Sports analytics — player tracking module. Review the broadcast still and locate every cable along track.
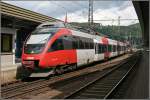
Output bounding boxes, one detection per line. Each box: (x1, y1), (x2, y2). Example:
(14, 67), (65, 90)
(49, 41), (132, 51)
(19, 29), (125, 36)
(65, 53), (140, 99)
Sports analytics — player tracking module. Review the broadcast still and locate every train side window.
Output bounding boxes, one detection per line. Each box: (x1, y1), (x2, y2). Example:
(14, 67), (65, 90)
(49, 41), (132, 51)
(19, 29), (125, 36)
(63, 35), (72, 50)
(91, 42), (93, 49)
(92, 42), (94, 49)
(100, 44), (103, 53)
(82, 38), (86, 49)
(85, 38), (89, 49)
(98, 43), (100, 54)
(119, 46), (121, 51)
(95, 43), (98, 54)
(85, 42), (89, 49)
(103, 45), (106, 52)
(94, 43), (95, 52)
(90, 39), (93, 49)
(97, 44), (99, 53)
(72, 37), (77, 49)
(108, 45), (112, 52)
(101, 45), (103, 53)
(88, 38), (91, 49)
(108, 45), (110, 52)
(77, 37), (80, 49)
(113, 45), (115, 52)
(99, 44), (103, 53)
(104, 45), (107, 52)
(82, 38), (85, 49)
(79, 39), (83, 49)
(117, 45), (119, 51)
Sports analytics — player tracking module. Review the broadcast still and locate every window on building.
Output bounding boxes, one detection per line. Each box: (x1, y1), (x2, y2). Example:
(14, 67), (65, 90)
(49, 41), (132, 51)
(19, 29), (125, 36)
(1, 34), (12, 53)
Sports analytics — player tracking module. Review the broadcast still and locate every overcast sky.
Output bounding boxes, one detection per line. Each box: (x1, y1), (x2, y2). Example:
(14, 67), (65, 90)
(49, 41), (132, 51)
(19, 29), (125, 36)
(3, 0), (139, 26)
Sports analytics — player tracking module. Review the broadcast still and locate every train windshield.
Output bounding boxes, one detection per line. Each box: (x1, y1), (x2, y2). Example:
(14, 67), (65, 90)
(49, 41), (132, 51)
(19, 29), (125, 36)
(24, 28), (58, 54)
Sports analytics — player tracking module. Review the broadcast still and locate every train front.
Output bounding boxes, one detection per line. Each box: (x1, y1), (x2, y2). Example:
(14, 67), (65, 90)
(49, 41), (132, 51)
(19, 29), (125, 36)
(21, 22), (60, 75)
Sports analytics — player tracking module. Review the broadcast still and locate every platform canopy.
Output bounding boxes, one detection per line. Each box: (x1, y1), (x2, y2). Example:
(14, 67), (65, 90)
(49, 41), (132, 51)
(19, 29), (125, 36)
(1, 2), (61, 24)
(133, 1), (149, 47)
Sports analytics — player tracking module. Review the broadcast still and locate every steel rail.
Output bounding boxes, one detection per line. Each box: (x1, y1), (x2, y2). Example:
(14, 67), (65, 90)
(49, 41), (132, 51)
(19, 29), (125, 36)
(1, 54), (134, 99)
(64, 54), (139, 99)
(104, 56), (140, 99)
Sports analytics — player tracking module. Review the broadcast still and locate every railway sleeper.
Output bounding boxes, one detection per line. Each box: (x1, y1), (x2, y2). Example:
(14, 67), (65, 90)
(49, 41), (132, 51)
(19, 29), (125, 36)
(83, 90), (110, 94)
(77, 93), (106, 98)
(90, 87), (112, 91)
(93, 83), (117, 87)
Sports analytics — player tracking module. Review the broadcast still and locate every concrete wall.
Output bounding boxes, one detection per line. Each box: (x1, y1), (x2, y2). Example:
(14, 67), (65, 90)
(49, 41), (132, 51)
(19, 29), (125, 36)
(1, 27), (16, 67)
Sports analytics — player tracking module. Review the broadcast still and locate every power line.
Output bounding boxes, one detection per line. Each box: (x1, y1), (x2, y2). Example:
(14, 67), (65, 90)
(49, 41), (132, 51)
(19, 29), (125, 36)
(94, 19), (138, 21)
(74, 1), (111, 22)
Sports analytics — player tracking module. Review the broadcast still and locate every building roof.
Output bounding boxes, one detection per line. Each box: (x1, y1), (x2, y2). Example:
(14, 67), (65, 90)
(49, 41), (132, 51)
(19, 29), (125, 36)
(1, 2), (62, 23)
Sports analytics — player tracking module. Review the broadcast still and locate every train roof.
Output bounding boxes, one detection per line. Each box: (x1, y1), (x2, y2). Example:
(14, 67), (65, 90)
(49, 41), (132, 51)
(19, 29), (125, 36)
(36, 22), (128, 45)
(36, 21), (66, 29)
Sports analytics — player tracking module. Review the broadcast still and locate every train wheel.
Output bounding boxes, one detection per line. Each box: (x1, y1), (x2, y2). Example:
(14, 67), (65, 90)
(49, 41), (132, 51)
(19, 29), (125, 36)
(72, 64), (77, 70)
(16, 66), (32, 81)
(55, 67), (64, 75)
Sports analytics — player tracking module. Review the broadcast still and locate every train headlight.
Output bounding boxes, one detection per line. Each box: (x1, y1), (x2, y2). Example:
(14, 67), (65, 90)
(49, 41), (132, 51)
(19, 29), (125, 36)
(27, 57), (35, 60)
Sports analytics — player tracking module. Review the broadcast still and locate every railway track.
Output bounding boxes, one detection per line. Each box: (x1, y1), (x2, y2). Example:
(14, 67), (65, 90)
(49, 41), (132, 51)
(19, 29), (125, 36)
(64, 53), (140, 99)
(1, 53), (135, 99)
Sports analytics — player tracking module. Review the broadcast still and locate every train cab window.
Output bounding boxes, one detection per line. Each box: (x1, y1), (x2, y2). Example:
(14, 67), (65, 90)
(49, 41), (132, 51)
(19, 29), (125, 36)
(48, 37), (64, 52)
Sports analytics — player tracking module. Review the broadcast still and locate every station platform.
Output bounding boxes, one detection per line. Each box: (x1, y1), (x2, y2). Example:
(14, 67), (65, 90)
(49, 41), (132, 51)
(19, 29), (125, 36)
(1, 63), (21, 84)
(119, 48), (149, 99)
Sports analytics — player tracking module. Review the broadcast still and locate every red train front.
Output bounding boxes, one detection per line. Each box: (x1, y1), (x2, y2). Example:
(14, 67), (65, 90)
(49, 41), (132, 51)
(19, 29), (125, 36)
(22, 22), (77, 76)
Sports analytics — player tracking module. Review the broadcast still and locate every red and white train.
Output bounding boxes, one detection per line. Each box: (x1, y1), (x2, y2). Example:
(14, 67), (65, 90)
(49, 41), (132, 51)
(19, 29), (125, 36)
(22, 22), (128, 77)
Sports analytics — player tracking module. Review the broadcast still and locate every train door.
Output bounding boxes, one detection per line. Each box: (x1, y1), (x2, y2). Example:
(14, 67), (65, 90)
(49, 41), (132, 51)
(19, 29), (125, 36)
(94, 41), (99, 61)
